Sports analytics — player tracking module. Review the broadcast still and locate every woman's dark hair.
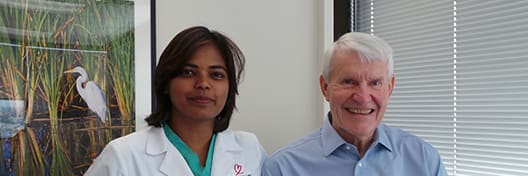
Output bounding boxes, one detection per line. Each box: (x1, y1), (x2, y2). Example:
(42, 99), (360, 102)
(145, 26), (245, 132)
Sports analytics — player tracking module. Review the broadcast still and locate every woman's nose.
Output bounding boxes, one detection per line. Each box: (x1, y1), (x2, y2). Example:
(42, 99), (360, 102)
(195, 74), (211, 89)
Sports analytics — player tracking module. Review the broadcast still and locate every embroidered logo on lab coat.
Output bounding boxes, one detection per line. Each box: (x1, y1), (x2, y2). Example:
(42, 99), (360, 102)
(234, 163), (251, 176)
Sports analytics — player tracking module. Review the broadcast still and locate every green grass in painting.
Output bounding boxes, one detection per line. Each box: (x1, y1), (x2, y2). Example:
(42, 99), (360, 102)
(0, 0), (136, 175)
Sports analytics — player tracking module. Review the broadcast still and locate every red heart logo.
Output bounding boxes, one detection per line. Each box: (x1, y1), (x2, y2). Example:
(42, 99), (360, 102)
(234, 164), (242, 175)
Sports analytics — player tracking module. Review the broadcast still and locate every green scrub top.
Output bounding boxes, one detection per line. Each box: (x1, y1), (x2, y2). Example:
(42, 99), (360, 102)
(163, 123), (216, 176)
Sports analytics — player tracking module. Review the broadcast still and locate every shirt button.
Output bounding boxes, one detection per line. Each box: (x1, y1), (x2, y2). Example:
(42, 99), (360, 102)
(345, 146), (351, 150)
(358, 162), (363, 167)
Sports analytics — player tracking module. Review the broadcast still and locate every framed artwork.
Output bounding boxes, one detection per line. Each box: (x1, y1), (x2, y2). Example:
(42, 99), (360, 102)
(0, 0), (154, 175)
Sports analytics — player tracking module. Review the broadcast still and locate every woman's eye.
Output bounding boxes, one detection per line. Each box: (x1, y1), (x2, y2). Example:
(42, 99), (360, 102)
(179, 69), (194, 77)
(211, 72), (226, 79)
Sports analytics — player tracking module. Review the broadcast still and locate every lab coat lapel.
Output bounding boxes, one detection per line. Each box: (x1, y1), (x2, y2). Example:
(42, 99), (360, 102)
(146, 127), (194, 176)
(211, 130), (243, 176)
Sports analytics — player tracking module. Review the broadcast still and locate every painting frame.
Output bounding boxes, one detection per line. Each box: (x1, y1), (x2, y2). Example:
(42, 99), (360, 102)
(134, 0), (155, 130)
(0, 0), (155, 175)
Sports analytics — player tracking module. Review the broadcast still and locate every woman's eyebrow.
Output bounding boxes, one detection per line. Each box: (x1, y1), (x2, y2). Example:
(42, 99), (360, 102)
(184, 63), (226, 71)
(209, 65), (227, 71)
(183, 63), (198, 68)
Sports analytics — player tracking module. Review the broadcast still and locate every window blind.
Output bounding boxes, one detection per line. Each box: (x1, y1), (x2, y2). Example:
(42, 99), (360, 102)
(355, 0), (528, 175)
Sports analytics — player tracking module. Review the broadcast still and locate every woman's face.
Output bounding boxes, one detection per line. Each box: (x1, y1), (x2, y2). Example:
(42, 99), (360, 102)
(169, 43), (229, 123)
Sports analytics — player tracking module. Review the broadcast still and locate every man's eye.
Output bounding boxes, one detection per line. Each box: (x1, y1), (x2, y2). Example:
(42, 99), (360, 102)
(342, 79), (354, 85)
(371, 80), (383, 87)
(211, 72), (226, 79)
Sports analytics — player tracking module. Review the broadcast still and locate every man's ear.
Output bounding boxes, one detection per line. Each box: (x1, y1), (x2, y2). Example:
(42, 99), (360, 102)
(320, 75), (329, 101)
(388, 74), (395, 96)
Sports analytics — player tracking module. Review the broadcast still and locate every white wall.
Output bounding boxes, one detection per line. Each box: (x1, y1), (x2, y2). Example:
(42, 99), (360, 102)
(155, 0), (327, 153)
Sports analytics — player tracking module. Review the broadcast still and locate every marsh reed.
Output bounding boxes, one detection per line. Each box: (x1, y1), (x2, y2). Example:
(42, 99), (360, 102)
(0, 1), (136, 175)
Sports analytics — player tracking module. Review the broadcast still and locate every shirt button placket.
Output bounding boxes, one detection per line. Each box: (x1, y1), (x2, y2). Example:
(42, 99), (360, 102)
(354, 161), (363, 175)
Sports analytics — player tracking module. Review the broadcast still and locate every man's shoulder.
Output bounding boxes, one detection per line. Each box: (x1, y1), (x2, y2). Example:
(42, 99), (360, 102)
(381, 124), (437, 151)
(262, 128), (335, 176)
(267, 128), (323, 161)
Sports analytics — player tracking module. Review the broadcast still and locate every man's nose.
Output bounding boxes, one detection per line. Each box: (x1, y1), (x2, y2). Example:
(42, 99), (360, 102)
(351, 85), (372, 103)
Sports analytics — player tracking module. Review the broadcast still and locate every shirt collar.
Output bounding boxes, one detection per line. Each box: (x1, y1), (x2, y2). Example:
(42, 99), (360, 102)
(322, 113), (347, 156)
(374, 124), (393, 152)
(321, 112), (393, 156)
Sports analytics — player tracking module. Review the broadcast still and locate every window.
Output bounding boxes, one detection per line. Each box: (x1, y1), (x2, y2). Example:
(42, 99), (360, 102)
(354, 0), (528, 175)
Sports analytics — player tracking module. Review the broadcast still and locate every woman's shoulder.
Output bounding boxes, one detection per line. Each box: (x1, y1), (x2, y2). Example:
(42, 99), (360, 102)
(219, 129), (260, 144)
(217, 129), (267, 154)
(107, 126), (160, 147)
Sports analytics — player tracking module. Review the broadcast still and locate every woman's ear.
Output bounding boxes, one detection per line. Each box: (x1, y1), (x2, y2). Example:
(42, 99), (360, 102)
(162, 87), (169, 95)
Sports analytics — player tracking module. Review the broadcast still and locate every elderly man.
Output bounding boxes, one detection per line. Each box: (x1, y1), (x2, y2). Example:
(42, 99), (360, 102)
(262, 32), (447, 176)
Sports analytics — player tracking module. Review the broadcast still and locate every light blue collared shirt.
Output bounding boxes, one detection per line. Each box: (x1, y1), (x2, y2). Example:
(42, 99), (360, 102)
(262, 113), (447, 176)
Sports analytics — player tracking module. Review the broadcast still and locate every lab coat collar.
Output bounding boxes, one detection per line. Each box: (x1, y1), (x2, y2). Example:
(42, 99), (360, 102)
(146, 127), (194, 176)
(211, 129), (244, 176)
(145, 127), (244, 176)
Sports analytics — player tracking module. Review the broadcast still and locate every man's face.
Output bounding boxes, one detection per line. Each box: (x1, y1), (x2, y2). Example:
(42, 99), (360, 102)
(320, 51), (394, 142)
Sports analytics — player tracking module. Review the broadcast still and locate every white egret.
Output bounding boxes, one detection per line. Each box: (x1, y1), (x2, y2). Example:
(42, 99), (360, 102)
(64, 66), (107, 122)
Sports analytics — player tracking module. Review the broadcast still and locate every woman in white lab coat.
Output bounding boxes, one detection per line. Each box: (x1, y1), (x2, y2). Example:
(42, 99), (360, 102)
(85, 26), (267, 176)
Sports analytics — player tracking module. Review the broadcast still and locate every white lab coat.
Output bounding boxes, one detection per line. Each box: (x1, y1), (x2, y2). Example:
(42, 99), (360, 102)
(84, 126), (267, 176)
